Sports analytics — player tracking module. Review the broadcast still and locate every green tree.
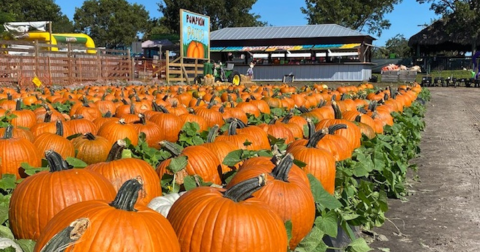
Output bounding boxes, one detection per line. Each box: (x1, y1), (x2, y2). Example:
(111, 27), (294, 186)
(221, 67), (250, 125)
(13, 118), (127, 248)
(301, 0), (402, 37)
(73, 0), (149, 48)
(385, 34), (412, 58)
(0, 0), (73, 33)
(157, 0), (267, 33)
(417, 0), (480, 53)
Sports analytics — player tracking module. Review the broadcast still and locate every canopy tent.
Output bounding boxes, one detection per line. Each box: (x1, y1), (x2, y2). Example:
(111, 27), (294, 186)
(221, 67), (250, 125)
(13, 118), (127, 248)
(4, 21), (50, 34)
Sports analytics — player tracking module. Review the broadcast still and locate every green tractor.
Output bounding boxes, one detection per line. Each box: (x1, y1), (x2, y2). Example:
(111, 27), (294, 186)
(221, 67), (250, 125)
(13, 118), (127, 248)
(195, 62), (242, 85)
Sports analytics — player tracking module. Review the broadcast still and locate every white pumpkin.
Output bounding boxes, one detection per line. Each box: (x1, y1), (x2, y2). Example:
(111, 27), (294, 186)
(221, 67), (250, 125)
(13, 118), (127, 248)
(0, 238), (23, 252)
(147, 192), (186, 217)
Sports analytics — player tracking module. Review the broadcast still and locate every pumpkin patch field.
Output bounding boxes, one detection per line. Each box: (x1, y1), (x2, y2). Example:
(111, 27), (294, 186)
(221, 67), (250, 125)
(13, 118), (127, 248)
(0, 82), (428, 252)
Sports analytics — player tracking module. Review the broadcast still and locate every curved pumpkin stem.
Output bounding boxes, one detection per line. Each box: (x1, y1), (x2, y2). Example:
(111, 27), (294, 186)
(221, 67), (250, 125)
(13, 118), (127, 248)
(55, 120), (64, 137)
(2, 125), (13, 139)
(227, 120), (239, 136)
(129, 103), (135, 114)
(327, 124), (348, 135)
(109, 178), (143, 211)
(160, 141), (183, 156)
(271, 154), (294, 182)
(223, 174), (266, 202)
(46, 150), (71, 172)
(39, 218), (90, 252)
(106, 139), (127, 162)
(157, 105), (169, 113)
(306, 130), (326, 148)
(207, 125), (219, 143)
(331, 101), (343, 119)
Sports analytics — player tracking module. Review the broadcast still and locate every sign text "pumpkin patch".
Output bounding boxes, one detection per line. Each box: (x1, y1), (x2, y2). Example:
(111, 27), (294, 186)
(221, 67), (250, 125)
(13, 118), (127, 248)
(186, 15), (205, 26)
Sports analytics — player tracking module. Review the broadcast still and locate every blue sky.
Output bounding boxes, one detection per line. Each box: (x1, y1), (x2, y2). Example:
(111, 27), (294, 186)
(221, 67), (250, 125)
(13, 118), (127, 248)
(58, 0), (439, 47)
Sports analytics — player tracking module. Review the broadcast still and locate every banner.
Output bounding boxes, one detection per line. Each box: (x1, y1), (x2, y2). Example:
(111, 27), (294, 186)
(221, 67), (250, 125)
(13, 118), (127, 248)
(180, 9), (210, 60)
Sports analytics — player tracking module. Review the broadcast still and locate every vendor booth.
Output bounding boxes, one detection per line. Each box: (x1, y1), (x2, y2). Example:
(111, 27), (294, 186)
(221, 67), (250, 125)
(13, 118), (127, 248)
(210, 24), (375, 82)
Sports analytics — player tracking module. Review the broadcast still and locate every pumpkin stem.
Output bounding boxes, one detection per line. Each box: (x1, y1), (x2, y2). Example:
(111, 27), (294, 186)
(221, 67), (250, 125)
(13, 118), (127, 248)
(46, 150), (71, 172)
(121, 99), (129, 105)
(207, 125), (219, 143)
(332, 101), (343, 119)
(39, 218), (90, 252)
(84, 132), (96, 140)
(306, 130), (326, 148)
(151, 101), (160, 112)
(106, 139), (127, 161)
(7, 93), (12, 100)
(2, 124), (13, 139)
(306, 118), (315, 139)
(327, 124), (348, 135)
(271, 154), (294, 182)
(160, 141), (183, 156)
(227, 120), (238, 135)
(137, 113), (147, 125)
(317, 99), (326, 108)
(104, 111), (113, 118)
(195, 98), (202, 107)
(368, 101), (377, 112)
(44, 110), (53, 123)
(15, 98), (22, 111)
(268, 116), (278, 125)
(209, 94), (217, 103)
(55, 120), (65, 137)
(223, 174), (266, 202)
(158, 105), (169, 113)
(109, 178), (143, 211)
(218, 106), (225, 113)
(281, 113), (293, 123)
(129, 103), (135, 114)
(355, 115), (362, 123)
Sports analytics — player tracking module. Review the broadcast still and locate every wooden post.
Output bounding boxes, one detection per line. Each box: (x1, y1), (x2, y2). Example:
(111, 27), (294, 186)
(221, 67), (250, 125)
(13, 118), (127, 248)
(97, 49), (101, 80)
(180, 56), (184, 84)
(68, 43), (73, 84)
(166, 50), (170, 84)
(195, 59), (198, 78)
(47, 56), (52, 86)
(127, 48), (133, 80)
(34, 41), (39, 78)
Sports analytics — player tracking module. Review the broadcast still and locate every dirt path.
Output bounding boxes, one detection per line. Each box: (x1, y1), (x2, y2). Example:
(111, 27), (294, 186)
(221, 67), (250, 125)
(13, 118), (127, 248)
(369, 87), (480, 252)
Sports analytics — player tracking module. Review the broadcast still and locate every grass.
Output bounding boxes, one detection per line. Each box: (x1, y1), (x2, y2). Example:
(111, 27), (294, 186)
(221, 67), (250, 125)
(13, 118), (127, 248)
(372, 69), (475, 84)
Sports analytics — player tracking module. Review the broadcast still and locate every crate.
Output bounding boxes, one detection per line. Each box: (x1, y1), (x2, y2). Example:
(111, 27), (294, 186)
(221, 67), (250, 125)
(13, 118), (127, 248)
(380, 71), (399, 82)
(398, 70), (417, 83)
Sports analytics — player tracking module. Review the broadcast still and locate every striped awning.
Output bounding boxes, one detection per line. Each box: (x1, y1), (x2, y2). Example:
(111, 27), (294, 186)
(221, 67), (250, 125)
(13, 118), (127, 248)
(211, 43), (361, 52)
(210, 47), (225, 52)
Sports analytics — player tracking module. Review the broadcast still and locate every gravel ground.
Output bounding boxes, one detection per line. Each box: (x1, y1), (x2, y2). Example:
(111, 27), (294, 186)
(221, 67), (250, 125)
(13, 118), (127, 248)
(369, 87), (480, 252)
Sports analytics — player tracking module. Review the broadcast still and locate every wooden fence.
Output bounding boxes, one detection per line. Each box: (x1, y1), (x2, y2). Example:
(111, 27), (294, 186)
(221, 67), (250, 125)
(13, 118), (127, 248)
(0, 40), (133, 87)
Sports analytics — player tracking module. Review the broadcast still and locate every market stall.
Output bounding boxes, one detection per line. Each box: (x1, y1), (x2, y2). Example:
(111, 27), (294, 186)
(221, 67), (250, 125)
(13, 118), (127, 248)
(210, 24), (375, 82)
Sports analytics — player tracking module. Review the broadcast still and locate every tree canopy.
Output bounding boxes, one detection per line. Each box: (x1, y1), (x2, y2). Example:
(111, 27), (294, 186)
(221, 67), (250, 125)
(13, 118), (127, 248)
(0, 0), (73, 33)
(73, 0), (149, 48)
(157, 0), (267, 34)
(301, 0), (402, 37)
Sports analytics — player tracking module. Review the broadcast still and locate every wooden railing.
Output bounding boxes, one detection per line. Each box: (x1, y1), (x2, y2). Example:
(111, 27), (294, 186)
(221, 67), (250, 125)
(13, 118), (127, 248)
(0, 40), (133, 87)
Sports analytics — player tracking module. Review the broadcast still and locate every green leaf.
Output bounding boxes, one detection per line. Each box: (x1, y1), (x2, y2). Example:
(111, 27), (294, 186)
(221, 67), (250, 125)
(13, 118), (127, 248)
(284, 220), (293, 245)
(168, 156), (188, 173)
(346, 238), (371, 252)
(0, 225), (14, 239)
(307, 174), (342, 210)
(0, 174), (17, 191)
(191, 136), (204, 146)
(315, 211), (338, 238)
(121, 149), (133, 159)
(20, 163), (48, 176)
(0, 246), (16, 252)
(0, 205), (8, 224)
(295, 226), (327, 252)
(65, 157), (88, 168)
(293, 159), (307, 168)
(222, 149), (243, 167)
(183, 175), (198, 191)
(16, 239), (36, 252)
